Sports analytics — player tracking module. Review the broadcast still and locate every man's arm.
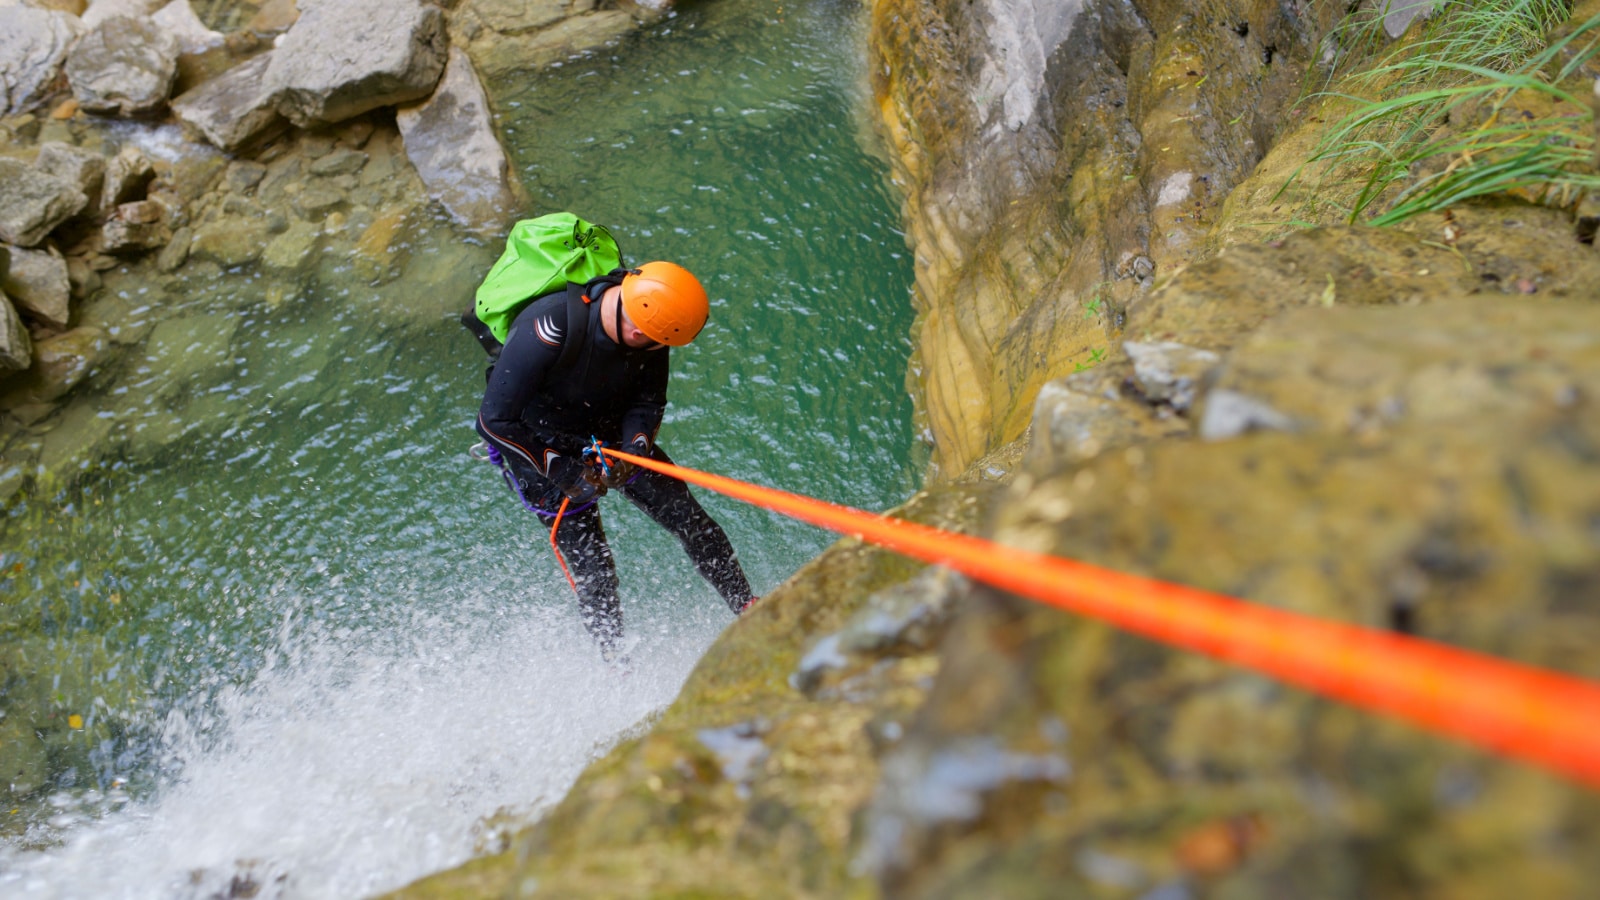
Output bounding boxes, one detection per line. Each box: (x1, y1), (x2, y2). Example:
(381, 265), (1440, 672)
(618, 349), (670, 455)
(475, 299), (581, 485)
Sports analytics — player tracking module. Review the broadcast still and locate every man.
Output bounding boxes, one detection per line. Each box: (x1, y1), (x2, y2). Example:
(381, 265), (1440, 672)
(473, 261), (755, 658)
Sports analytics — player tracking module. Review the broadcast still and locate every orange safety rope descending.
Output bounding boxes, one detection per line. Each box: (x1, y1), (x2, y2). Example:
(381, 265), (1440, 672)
(602, 447), (1600, 790)
(548, 496), (579, 595)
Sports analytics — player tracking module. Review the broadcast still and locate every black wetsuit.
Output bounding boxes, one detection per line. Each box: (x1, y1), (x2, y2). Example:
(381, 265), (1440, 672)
(474, 275), (752, 651)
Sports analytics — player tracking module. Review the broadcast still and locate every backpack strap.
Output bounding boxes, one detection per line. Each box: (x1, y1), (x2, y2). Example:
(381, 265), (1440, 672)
(554, 281), (593, 374)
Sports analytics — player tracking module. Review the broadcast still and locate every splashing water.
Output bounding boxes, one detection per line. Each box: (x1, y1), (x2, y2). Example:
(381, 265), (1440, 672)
(0, 597), (720, 898)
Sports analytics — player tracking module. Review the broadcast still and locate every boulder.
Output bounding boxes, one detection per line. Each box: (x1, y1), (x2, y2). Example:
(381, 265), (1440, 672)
(0, 7), (85, 116)
(455, 9), (638, 80)
(189, 216), (268, 267)
(150, 0), (224, 57)
(0, 244), (72, 328)
(172, 53), (287, 153)
(1121, 340), (1221, 413)
(263, 0), (447, 127)
(101, 146), (156, 210)
(65, 14), (182, 117)
(80, 0), (165, 28)
(101, 200), (169, 253)
(35, 142), (108, 205)
(395, 47), (522, 233)
(0, 157), (88, 247)
(0, 291), (31, 375)
(26, 325), (107, 403)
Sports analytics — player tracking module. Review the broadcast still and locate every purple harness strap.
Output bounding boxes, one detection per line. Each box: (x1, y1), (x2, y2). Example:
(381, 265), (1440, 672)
(484, 442), (635, 517)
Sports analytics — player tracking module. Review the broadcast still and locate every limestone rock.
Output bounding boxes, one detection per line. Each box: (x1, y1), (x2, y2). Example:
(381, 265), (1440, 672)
(1202, 297), (1600, 439)
(1196, 388), (1296, 441)
(189, 217), (268, 267)
(1122, 340), (1220, 412)
(172, 53), (287, 153)
(0, 291), (31, 375)
(307, 147), (367, 177)
(35, 142), (107, 205)
(80, 0), (165, 28)
(455, 9), (637, 80)
(0, 244), (71, 328)
(65, 15), (181, 117)
(101, 200), (169, 253)
(1025, 368), (1185, 468)
(27, 325), (107, 403)
(156, 224), (190, 272)
(0, 158), (88, 247)
(395, 47), (521, 234)
(101, 146), (156, 210)
(0, 7), (85, 116)
(150, 0), (224, 56)
(263, 0), (447, 127)
(261, 219), (320, 272)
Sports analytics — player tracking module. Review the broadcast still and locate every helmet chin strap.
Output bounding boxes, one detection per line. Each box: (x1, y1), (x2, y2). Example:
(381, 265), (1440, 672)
(613, 287), (664, 350)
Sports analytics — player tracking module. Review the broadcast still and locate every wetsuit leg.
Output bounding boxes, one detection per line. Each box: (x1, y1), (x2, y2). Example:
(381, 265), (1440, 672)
(620, 445), (753, 613)
(536, 502), (623, 653)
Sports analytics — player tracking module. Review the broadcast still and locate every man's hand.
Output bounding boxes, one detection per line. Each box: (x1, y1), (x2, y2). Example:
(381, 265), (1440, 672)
(598, 460), (635, 489)
(551, 455), (603, 504)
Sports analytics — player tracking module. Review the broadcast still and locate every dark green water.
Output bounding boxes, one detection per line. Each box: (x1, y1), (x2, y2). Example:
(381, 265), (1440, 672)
(0, 0), (915, 894)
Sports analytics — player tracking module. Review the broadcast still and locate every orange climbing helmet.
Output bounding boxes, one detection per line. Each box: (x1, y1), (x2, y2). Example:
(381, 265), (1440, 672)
(621, 261), (708, 347)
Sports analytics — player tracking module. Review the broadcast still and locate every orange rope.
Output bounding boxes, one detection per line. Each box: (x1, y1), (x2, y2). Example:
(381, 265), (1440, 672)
(604, 447), (1600, 789)
(548, 495), (579, 595)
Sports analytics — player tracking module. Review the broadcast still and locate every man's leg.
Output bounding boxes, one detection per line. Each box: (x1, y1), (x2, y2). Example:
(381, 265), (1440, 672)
(537, 503), (624, 654)
(621, 446), (754, 613)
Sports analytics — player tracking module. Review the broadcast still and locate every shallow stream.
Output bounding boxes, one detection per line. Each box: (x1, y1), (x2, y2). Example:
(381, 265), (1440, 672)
(0, 0), (916, 894)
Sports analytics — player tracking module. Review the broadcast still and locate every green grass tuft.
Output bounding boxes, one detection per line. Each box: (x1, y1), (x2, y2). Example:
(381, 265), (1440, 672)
(1281, 0), (1600, 227)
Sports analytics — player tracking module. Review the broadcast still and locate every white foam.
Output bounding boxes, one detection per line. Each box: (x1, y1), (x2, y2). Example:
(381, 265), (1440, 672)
(0, 593), (718, 899)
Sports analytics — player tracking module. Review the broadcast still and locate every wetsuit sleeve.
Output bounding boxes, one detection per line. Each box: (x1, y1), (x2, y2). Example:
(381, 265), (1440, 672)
(619, 349), (670, 453)
(475, 299), (575, 483)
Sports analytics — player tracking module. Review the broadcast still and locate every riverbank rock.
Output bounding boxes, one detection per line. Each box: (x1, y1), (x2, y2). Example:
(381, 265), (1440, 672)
(395, 47), (521, 234)
(1, 244), (71, 328)
(172, 53), (286, 153)
(0, 7), (85, 117)
(447, 0), (648, 79)
(0, 158), (88, 248)
(64, 14), (181, 117)
(263, 0), (448, 127)
(0, 292), (31, 374)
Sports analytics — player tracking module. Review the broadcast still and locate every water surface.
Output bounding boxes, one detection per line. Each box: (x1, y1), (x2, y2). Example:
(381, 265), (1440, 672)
(0, 0), (913, 895)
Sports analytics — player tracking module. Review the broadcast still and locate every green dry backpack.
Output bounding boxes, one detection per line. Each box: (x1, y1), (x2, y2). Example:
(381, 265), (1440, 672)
(473, 212), (623, 344)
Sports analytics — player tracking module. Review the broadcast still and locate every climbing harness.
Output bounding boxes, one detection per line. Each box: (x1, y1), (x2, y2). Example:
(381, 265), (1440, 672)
(596, 445), (1600, 791)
